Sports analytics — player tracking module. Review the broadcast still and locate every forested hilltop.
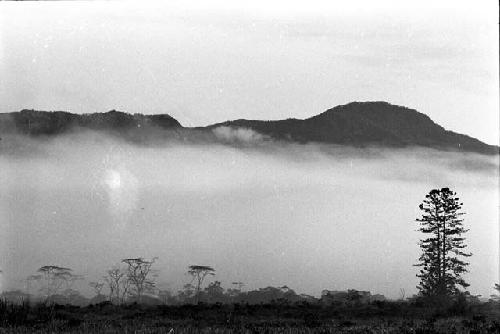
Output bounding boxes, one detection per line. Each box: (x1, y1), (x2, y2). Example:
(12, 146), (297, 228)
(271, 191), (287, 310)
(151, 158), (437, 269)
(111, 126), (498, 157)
(1, 102), (497, 154)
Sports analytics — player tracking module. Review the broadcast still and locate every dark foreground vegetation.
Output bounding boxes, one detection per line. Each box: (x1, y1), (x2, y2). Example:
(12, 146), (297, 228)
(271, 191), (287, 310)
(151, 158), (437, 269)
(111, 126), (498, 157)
(1, 298), (500, 333)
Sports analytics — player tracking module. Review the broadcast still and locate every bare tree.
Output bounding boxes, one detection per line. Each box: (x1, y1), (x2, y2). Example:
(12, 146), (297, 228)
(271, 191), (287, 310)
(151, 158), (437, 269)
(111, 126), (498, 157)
(187, 265), (215, 303)
(103, 267), (129, 304)
(122, 257), (158, 303)
(89, 281), (105, 296)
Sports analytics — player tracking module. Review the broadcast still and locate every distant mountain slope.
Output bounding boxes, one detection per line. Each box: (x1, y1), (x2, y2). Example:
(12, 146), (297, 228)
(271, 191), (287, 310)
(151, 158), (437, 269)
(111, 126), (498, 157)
(0, 102), (497, 155)
(0, 109), (181, 136)
(210, 102), (498, 154)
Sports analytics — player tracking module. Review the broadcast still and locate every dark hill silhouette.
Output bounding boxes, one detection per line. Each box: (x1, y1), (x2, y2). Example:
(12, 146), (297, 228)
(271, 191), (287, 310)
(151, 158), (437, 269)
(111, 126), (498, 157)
(0, 109), (181, 136)
(0, 102), (497, 154)
(210, 102), (498, 154)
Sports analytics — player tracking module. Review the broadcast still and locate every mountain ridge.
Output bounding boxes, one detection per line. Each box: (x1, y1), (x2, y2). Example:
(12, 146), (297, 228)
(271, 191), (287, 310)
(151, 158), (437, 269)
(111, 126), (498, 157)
(208, 102), (497, 154)
(0, 102), (497, 155)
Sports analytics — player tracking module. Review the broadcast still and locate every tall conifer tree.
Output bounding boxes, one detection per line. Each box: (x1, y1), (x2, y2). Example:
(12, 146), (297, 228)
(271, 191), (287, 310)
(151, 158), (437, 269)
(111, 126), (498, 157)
(415, 188), (472, 298)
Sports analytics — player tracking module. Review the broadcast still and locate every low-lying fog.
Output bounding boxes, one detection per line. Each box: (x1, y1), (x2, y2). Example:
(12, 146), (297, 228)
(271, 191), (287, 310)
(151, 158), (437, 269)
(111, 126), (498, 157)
(0, 129), (498, 299)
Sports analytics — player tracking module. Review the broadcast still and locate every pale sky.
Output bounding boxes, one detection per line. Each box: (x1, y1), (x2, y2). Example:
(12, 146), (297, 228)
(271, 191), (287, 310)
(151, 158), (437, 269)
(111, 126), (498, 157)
(0, 0), (498, 144)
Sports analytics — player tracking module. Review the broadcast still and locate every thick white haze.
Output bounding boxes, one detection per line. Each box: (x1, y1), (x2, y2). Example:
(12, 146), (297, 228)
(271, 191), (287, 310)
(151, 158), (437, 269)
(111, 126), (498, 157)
(0, 131), (498, 299)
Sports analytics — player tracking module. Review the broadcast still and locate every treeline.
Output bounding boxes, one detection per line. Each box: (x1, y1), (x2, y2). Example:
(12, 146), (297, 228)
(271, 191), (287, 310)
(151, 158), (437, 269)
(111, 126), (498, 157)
(3, 260), (409, 307)
(3, 260), (320, 307)
(3, 187), (500, 309)
(2, 188), (500, 310)
(0, 109), (181, 136)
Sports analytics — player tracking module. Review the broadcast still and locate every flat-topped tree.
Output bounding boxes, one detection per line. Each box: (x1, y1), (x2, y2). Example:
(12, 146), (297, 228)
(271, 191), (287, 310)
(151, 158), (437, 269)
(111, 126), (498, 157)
(121, 257), (158, 303)
(232, 282), (244, 290)
(227, 282), (245, 299)
(188, 265), (215, 303)
(37, 265), (73, 300)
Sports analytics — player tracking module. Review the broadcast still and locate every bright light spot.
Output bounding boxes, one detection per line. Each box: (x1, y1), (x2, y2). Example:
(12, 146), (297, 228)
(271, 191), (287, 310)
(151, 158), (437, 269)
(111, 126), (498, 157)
(105, 170), (121, 189)
(102, 168), (139, 224)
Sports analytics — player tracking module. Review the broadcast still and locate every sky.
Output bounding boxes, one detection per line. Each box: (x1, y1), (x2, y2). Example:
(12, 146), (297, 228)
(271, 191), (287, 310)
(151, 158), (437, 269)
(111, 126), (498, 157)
(0, 0), (498, 145)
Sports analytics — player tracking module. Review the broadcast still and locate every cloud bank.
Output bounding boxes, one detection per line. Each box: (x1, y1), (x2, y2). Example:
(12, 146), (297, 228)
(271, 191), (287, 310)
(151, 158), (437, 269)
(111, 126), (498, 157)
(212, 126), (269, 144)
(0, 131), (497, 298)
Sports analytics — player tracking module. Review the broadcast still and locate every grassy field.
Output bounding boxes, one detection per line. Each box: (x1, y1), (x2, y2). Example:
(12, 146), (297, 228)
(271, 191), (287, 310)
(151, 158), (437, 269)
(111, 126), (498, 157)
(1, 300), (499, 333)
(1, 319), (500, 334)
